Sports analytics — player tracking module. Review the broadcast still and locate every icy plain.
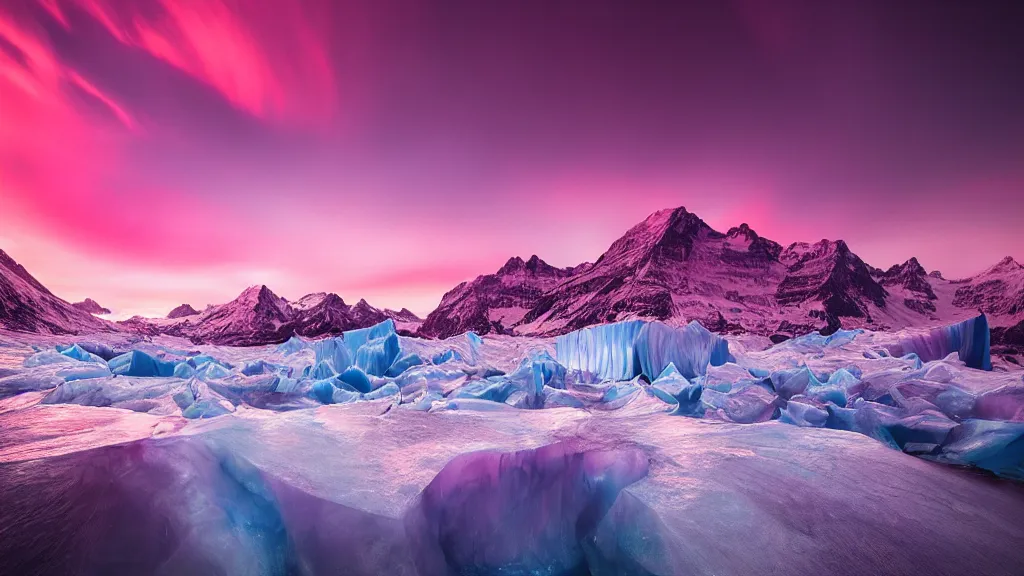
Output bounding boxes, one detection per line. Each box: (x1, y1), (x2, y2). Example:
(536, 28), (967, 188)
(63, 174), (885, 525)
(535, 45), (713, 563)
(1, 317), (1023, 575)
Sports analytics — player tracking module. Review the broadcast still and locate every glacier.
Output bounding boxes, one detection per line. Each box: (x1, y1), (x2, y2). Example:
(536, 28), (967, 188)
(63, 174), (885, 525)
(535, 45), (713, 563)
(1, 313), (1023, 574)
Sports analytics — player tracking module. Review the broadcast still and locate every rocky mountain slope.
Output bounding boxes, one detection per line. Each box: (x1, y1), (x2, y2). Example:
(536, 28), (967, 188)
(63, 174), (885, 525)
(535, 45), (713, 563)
(418, 255), (579, 337)
(167, 304), (199, 319)
(952, 257), (1024, 316)
(71, 298), (111, 315)
(2, 206), (1021, 346)
(118, 286), (411, 345)
(0, 250), (113, 334)
(419, 207), (1024, 340)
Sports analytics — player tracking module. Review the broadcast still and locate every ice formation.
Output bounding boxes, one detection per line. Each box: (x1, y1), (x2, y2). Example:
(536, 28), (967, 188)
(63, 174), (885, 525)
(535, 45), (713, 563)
(889, 313), (992, 370)
(635, 320), (734, 380)
(555, 320), (645, 381)
(2, 313), (1024, 574)
(555, 320), (733, 383)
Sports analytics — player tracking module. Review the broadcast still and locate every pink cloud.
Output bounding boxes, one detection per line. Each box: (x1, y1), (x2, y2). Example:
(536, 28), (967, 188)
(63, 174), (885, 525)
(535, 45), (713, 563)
(0, 5), (247, 268)
(35, 0), (69, 28)
(58, 0), (340, 123)
(65, 70), (136, 129)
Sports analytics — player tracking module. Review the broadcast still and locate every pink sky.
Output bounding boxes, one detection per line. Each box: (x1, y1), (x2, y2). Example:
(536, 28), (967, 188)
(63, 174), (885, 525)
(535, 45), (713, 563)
(1, 0), (1022, 318)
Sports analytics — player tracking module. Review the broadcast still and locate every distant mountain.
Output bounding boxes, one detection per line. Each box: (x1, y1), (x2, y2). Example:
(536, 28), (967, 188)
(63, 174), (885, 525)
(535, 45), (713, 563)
(418, 255), (579, 338)
(421, 206), (1024, 340)
(515, 209), (785, 336)
(167, 303), (199, 319)
(71, 298), (111, 315)
(385, 308), (421, 323)
(877, 257), (937, 314)
(0, 250), (113, 334)
(3, 209), (1022, 346)
(119, 287), (404, 345)
(184, 285), (294, 346)
(952, 257), (1024, 316)
(292, 293), (388, 338)
(775, 239), (888, 332)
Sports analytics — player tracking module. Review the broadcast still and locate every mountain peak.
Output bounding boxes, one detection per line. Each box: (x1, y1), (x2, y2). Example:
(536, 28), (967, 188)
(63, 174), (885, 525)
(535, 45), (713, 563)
(238, 284), (274, 299)
(72, 298), (111, 315)
(992, 256), (1022, 272)
(498, 256), (526, 274)
(726, 222), (759, 240)
(321, 293), (346, 306)
(879, 257), (936, 302)
(660, 206), (710, 235)
(167, 303), (199, 319)
(231, 285), (290, 317)
(595, 206), (712, 268)
(497, 255), (560, 276)
(352, 298), (380, 313)
(884, 257), (927, 278)
(0, 249), (52, 295)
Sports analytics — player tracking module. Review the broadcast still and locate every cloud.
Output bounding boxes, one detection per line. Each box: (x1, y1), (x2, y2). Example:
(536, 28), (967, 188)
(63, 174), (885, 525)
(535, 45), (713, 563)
(65, 70), (136, 129)
(62, 0), (339, 123)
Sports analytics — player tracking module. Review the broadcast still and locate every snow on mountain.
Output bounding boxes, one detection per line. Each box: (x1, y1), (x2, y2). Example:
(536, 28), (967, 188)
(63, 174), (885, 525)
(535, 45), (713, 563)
(71, 298), (111, 315)
(292, 294), (388, 338)
(118, 287), (404, 345)
(422, 207), (1024, 341)
(775, 239), (888, 333)
(519, 207), (788, 336)
(4, 208), (1022, 347)
(876, 257), (937, 314)
(183, 285), (294, 346)
(418, 255), (578, 338)
(167, 303), (200, 319)
(0, 249), (113, 334)
(385, 307), (421, 323)
(952, 257), (1024, 317)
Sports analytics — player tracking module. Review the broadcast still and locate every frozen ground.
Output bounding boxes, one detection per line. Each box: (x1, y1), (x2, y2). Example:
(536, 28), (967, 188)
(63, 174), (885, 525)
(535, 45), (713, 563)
(1, 319), (1023, 575)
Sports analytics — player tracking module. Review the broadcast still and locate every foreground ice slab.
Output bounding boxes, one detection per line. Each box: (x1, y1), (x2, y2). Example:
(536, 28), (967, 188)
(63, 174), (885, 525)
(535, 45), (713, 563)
(1, 404), (1023, 575)
(0, 313), (1022, 573)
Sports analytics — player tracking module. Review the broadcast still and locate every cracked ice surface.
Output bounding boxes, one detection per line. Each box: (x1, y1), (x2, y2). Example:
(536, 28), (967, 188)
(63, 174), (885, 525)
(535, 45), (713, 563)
(0, 316), (1023, 574)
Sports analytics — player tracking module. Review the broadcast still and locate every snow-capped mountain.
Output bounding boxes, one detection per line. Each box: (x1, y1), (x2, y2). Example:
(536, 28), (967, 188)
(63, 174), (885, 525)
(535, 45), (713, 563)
(0, 250), (113, 334)
(167, 303), (199, 319)
(514, 209), (787, 337)
(875, 257), (937, 314)
(420, 206), (1024, 340)
(774, 239), (888, 333)
(185, 285), (294, 346)
(71, 298), (111, 315)
(291, 293), (387, 338)
(418, 255), (579, 338)
(119, 286), (407, 345)
(3, 207), (1021, 347)
(384, 307), (421, 323)
(952, 257), (1024, 316)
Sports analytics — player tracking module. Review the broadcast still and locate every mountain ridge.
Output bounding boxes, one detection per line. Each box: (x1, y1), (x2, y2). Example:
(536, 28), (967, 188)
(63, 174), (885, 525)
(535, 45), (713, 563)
(418, 207), (1024, 341)
(2, 208), (1021, 347)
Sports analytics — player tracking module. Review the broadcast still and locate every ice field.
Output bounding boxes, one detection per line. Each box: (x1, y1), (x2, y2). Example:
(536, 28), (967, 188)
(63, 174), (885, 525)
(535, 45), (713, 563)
(1, 316), (1023, 574)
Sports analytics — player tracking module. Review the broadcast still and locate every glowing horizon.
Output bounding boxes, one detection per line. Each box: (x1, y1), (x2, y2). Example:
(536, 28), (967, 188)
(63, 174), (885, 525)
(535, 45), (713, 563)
(2, 0), (1021, 319)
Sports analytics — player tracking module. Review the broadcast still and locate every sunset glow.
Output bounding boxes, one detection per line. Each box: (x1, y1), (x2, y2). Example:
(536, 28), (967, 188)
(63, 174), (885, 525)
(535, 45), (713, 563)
(1, 0), (1021, 318)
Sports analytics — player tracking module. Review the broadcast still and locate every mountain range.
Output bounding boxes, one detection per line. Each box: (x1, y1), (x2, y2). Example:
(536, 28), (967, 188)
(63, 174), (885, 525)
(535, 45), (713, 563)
(116, 287), (422, 346)
(2, 207), (1022, 355)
